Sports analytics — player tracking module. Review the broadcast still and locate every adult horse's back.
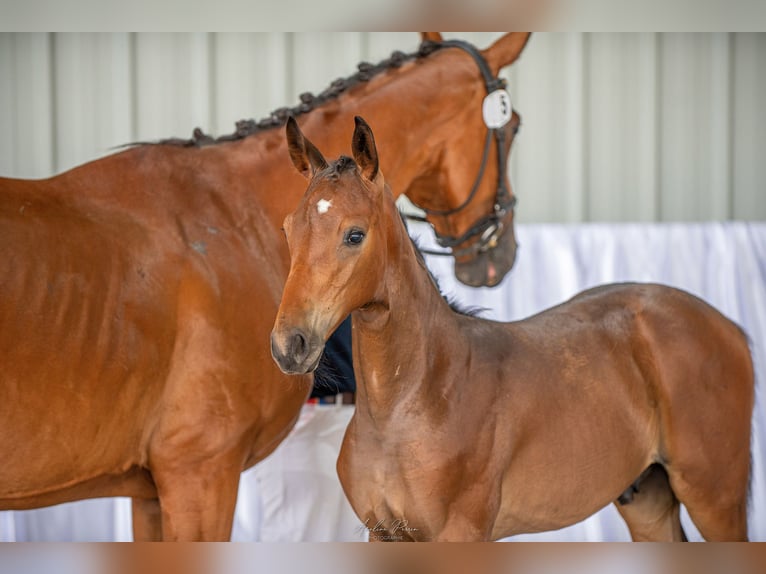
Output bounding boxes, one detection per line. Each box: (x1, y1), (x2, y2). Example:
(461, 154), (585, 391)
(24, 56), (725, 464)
(0, 33), (530, 540)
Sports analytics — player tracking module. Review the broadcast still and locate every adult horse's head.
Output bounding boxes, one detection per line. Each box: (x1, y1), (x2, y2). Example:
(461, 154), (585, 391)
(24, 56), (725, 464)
(271, 116), (391, 375)
(401, 32), (530, 287)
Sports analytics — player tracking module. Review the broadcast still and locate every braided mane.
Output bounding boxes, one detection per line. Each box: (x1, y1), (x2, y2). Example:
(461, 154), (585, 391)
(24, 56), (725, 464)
(157, 40), (444, 148)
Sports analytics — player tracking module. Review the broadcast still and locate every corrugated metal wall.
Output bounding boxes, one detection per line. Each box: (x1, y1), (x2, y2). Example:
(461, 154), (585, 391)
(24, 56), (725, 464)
(0, 32), (764, 222)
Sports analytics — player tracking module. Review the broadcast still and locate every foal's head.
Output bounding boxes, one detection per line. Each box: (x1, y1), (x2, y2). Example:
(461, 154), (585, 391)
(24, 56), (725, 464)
(271, 117), (392, 375)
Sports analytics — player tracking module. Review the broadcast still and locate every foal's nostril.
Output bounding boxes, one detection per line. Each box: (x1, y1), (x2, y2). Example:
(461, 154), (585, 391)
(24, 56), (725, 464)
(271, 327), (318, 374)
(290, 330), (308, 360)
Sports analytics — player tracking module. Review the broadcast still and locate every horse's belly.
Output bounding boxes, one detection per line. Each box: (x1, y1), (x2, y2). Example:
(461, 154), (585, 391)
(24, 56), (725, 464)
(0, 286), (170, 499)
(0, 366), (156, 500)
(493, 424), (655, 538)
(0, 464), (158, 509)
(0, 235), (177, 497)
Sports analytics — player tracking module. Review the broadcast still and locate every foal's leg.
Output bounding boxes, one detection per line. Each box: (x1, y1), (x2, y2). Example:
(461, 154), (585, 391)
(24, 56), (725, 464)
(659, 389), (751, 541)
(432, 518), (491, 542)
(665, 458), (750, 541)
(431, 492), (500, 541)
(645, 303), (753, 541)
(614, 464), (686, 542)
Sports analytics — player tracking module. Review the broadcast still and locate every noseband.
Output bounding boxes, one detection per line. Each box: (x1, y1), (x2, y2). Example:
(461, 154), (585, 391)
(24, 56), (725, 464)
(405, 39), (517, 259)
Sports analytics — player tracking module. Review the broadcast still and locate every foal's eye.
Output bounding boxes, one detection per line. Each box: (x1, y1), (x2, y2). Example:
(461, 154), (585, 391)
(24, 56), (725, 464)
(344, 229), (366, 246)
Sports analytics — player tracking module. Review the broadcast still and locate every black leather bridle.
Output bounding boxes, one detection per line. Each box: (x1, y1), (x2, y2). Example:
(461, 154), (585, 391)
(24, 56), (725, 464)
(404, 39), (518, 259)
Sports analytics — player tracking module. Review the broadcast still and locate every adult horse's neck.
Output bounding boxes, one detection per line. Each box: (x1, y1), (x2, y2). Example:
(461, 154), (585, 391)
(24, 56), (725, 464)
(350, 192), (467, 425)
(171, 48), (477, 243)
(288, 50), (478, 202)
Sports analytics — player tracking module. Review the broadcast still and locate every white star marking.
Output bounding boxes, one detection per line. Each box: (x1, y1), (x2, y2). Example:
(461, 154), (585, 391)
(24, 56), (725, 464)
(316, 199), (332, 214)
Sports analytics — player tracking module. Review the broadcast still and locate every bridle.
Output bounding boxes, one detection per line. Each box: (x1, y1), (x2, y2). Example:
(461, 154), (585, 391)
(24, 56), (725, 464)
(404, 39), (518, 259)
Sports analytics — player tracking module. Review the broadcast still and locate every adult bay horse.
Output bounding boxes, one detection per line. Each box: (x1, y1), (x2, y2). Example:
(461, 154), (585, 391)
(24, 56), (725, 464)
(271, 116), (755, 541)
(0, 33), (530, 541)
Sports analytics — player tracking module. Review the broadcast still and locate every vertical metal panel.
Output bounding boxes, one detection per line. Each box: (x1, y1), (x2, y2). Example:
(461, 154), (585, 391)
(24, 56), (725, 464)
(513, 33), (587, 223)
(0, 34), (16, 177)
(659, 33), (731, 221)
(732, 33), (766, 220)
(290, 33), (365, 103)
(709, 33), (734, 219)
(364, 32), (420, 62)
(212, 33), (290, 136)
(587, 33), (659, 222)
(53, 33), (133, 174)
(134, 33), (212, 142)
(0, 33), (54, 179)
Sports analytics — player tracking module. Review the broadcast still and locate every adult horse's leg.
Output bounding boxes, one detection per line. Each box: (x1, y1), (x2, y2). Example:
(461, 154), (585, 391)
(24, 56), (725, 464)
(614, 464), (686, 542)
(132, 497), (163, 541)
(152, 449), (243, 541)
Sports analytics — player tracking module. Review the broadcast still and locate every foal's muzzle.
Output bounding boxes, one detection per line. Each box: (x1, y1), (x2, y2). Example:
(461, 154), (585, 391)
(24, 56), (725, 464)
(270, 327), (324, 375)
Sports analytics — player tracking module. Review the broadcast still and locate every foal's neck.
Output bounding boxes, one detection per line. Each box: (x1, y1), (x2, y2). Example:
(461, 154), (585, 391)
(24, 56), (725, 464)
(352, 203), (466, 420)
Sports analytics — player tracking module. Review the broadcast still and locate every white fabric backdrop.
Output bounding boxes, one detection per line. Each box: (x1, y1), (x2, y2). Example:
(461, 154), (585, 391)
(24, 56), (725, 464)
(1, 222), (764, 541)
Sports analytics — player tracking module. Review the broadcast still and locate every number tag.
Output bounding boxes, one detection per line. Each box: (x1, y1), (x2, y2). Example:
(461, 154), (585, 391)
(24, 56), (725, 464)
(482, 89), (512, 129)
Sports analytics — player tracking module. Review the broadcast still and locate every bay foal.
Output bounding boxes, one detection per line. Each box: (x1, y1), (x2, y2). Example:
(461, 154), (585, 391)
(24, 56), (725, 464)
(272, 117), (754, 541)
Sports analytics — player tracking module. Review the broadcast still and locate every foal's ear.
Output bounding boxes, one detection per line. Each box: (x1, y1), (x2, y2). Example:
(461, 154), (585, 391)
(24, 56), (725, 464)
(352, 116), (379, 182)
(286, 116), (328, 179)
(483, 32), (531, 74)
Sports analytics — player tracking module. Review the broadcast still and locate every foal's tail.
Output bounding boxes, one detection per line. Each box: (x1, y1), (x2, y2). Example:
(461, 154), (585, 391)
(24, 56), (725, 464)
(738, 322), (756, 518)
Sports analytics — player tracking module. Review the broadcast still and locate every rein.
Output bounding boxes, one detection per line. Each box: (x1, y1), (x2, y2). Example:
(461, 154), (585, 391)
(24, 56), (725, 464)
(404, 39), (517, 259)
